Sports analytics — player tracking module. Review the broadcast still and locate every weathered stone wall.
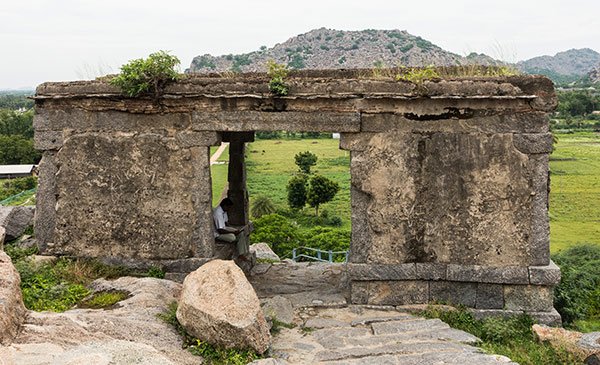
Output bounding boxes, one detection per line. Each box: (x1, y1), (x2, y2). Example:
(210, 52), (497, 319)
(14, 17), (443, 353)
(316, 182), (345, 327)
(34, 70), (558, 317)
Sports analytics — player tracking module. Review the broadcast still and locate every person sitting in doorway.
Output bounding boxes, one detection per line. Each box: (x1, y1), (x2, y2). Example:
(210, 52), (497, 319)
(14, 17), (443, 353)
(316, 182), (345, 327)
(213, 197), (249, 257)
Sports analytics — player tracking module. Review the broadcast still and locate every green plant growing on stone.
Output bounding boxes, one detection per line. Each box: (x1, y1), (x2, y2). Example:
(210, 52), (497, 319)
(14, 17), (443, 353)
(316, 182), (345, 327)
(267, 60), (289, 96)
(110, 50), (181, 98)
(146, 266), (165, 279)
(395, 65), (440, 84)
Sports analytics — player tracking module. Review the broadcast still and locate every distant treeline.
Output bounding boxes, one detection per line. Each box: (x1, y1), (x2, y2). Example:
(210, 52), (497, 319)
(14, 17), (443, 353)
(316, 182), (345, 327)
(0, 92), (40, 165)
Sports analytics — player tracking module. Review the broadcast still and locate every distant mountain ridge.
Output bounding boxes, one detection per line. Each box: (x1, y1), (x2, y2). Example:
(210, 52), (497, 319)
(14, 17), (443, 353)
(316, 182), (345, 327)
(187, 28), (497, 74)
(516, 48), (600, 85)
(187, 28), (598, 85)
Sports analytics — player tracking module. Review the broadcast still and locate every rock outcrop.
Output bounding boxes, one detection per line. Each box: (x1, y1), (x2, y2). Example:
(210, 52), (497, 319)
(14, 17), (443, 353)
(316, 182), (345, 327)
(1, 276), (199, 365)
(0, 251), (27, 345)
(0, 206), (34, 241)
(177, 259), (270, 354)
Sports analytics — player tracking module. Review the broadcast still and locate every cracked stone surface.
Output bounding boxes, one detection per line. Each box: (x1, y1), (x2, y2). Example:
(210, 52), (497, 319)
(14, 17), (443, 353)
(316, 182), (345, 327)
(268, 306), (516, 365)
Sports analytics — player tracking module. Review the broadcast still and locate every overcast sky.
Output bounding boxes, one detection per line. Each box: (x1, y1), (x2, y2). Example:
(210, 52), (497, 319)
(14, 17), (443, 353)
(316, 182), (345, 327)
(1, 0), (598, 89)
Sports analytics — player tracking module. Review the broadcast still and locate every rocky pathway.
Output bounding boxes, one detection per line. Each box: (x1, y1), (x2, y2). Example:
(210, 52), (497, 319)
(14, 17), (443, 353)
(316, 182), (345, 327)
(268, 306), (515, 365)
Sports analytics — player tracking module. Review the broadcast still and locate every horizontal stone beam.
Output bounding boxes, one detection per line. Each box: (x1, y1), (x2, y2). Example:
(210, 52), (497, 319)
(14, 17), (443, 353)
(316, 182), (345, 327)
(347, 261), (560, 286)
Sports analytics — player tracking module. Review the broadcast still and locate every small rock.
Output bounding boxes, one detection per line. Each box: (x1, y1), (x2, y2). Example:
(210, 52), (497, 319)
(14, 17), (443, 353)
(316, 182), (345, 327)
(29, 255), (58, 267)
(249, 358), (289, 364)
(580, 332), (600, 352)
(177, 259), (270, 354)
(586, 353), (600, 365)
(17, 235), (37, 249)
(262, 296), (294, 325)
(0, 251), (27, 345)
(250, 243), (280, 262)
(0, 206), (34, 241)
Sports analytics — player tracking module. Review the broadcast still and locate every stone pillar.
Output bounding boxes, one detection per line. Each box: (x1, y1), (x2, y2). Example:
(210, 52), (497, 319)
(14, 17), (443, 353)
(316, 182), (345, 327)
(222, 132), (254, 226)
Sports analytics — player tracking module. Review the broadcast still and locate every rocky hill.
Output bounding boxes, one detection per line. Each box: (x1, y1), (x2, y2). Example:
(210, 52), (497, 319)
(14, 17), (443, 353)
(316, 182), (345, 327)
(187, 28), (497, 74)
(587, 65), (600, 84)
(516, 48), (600, 84)
(187, 28), (598, 86)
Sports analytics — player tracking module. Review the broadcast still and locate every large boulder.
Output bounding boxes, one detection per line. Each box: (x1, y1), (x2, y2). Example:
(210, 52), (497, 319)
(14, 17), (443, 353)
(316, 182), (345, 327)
(0, 206), (34, 241)
(176, 259), (270, 354)
(0, 251), (27, 345)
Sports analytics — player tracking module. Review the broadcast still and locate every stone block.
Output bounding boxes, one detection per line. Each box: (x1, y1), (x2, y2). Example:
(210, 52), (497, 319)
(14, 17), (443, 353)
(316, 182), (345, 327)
(447, 264), (529, 284)
(34, 130), (63, 150)
(162, 258), (211, 273)
(35, 152), (57, 252)
(504, 285), (554, 312)
(513, 133), (554, 154)
(176, 131), (221, 148)
(529, 260), (561, 286)
(350, 281), (369, 304)
(0, 206), (34, 241)
(361, 281), (429, 306)
(347, 263), (416, 281)
(529, 154), (551, 266)
(471, 308), (562, 326)
(416, 263), (447, 280)
(430, 281), (477, 307)
(476, 283), (504, 309)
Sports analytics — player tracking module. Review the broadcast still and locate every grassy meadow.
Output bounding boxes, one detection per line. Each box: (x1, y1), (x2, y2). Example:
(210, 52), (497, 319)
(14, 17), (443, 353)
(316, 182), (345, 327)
(207, 132), (600, 251)
(550, 132), (600, 252)
(244, 138), (351, 228)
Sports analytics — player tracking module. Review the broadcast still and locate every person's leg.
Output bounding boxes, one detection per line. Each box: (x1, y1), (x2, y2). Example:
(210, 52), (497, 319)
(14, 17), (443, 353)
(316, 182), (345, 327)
(235, 232), (249, 256)
(216, 233), (236, 243)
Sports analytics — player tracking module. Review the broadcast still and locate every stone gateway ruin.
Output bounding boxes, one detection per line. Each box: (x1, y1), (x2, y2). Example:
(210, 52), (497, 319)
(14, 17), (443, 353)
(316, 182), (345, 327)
(33, 70), (561, 322)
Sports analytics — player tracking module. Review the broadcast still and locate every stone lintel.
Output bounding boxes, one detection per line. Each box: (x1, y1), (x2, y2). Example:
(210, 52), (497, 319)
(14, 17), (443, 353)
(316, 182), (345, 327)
(529, 260), (561, 285)
(447, 264), (530, 285)
(176, 131), (221, 147)
(513, 133), (554, 154)
(360, 112), (549, 134)
(192, 111), (360, 132)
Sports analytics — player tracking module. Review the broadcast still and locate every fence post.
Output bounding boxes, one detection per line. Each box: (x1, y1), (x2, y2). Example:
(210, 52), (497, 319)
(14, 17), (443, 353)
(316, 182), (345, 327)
(292, 248), (297, 262)
(328, 250), (333, 263)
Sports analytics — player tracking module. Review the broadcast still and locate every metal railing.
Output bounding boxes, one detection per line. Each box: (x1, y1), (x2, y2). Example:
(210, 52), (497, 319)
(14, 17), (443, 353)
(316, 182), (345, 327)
(0, 188), (37, 206)
(292, 246), (349, 263)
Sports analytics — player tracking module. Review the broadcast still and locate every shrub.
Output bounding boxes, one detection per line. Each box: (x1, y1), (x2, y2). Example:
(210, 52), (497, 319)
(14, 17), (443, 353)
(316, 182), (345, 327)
(78, 290), (128, 309)
(553, 243), (600, 326)
(0, 135), (41, 165)
(251, 213), (300, 258)
(302, 227), (350, 259)
(251, 195), (277, 218)
(110, 50), (180, 98)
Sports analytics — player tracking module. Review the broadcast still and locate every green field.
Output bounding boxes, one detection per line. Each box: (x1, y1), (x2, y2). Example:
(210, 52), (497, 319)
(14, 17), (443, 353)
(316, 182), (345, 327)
(210, 144), (230, 206)
(550, 132), (600, 252)
(244, 138), (351, 228)
(231, 132), (600, 251)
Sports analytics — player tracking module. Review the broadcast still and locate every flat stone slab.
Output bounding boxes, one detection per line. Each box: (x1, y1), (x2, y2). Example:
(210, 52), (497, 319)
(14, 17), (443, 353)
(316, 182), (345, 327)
(269, 306), (516, 364)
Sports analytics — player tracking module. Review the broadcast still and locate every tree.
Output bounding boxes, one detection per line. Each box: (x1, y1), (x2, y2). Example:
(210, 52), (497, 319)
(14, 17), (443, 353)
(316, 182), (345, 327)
(294, 151), (317, 174)
(286, 174), (307, 210)
(251, 195), (277, 218)
(307, 174), (339, 216)
(0, 109), (34, 138)
(110, 51), (180, 98)
(0, 135), (41, 164)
